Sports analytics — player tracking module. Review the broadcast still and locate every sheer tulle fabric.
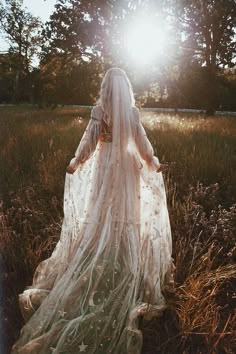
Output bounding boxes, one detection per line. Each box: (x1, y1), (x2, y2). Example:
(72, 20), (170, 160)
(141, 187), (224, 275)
(12, 78), (175, 354)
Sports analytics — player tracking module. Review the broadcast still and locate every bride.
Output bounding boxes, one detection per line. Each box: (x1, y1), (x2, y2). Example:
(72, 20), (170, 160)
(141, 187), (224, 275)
(11, 67), (175, 354)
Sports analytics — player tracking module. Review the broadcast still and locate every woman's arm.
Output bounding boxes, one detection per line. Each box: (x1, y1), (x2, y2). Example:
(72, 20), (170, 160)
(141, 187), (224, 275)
(133, 107), (163, 172)
(66, 106), (102, 174)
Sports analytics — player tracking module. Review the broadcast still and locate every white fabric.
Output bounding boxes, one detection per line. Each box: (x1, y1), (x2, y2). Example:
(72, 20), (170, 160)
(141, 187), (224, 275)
(11, 99), (175, 353)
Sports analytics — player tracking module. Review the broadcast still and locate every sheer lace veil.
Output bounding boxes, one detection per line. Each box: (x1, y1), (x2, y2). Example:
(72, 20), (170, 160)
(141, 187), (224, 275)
(97, 67), (136, 151)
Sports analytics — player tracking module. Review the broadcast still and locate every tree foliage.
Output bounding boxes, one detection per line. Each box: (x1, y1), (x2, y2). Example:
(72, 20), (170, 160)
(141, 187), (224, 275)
(171, 0), (236, 69)
(0, 0), (235, 110)
(0, 0), (42, 102)
(163, 0), (236, 112)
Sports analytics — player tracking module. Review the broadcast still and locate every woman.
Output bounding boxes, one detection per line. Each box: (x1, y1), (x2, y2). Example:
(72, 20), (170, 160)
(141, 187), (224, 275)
(12, 67), (175, 354)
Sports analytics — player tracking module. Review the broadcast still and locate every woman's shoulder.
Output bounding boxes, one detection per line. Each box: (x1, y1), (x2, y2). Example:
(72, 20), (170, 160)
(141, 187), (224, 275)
(91, 105), (103, 120)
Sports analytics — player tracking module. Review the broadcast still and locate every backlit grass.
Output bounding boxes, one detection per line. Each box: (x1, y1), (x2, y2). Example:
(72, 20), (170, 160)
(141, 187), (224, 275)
(0, 106), (235, 354)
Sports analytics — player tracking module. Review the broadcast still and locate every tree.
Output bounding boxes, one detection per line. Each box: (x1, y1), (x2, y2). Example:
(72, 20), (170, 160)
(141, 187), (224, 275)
(42, 0), (133, 62)
(41, 0), (173, 105)
(0, 0), (42, 102)
(39, 0), (139, 105)
(165, 0), (236, 113)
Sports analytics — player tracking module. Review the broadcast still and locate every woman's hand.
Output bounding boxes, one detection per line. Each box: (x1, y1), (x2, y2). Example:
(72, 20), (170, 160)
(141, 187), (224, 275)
(66, 165), (76, 174)
(156, 163), (169, 173)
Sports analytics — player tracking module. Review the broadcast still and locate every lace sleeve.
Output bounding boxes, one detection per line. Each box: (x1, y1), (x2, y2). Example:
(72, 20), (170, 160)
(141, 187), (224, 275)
(133, 107), (161, 171)
(68, 106), (102, 170)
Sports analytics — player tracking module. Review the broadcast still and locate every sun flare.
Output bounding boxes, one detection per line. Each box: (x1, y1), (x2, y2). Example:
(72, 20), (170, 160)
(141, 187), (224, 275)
(124, 19), (167, 66)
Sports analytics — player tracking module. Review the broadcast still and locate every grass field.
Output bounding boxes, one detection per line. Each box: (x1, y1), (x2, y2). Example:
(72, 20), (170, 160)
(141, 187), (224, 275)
(0, 106), (235, 353)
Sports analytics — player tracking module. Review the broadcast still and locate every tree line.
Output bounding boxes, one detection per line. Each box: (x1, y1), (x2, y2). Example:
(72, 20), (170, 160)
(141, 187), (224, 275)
(0, 0), (235, 113)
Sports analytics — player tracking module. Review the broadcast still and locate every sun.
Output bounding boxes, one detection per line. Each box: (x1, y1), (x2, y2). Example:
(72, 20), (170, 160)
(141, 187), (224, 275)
(124, 18), (167, 67)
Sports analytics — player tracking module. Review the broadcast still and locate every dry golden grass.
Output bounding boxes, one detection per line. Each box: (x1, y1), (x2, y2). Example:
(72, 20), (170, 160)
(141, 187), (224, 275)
(0, 106), (235, 353)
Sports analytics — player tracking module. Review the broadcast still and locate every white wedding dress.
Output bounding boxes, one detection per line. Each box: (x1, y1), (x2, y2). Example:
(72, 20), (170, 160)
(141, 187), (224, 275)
(11, 101), (175, 353)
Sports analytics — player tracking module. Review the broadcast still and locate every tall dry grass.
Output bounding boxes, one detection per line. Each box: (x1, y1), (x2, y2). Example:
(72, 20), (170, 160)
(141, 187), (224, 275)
(0, 106), (235, 353)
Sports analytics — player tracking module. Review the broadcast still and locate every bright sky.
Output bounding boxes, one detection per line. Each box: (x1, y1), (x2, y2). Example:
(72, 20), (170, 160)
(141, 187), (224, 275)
(23, 0), (57, 21)
(0, 0), (57, 51)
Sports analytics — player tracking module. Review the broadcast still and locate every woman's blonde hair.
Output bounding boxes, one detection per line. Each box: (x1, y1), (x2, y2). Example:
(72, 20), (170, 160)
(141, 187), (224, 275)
(97, 67), (135, 124)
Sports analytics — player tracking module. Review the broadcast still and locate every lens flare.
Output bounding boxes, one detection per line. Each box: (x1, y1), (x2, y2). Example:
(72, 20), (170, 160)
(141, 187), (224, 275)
(124, 19), (167, 66)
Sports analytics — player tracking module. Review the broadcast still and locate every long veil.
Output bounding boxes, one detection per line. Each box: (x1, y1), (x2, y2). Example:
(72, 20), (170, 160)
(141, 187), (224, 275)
(12, 72), (175, 354)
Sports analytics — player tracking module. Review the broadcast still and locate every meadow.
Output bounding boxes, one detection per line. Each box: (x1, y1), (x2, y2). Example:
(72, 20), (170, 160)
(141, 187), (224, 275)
(0, 106), (235, 354)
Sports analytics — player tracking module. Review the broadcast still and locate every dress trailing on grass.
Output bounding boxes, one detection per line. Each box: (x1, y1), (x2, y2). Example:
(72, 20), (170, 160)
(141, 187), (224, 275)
(11, 75), (175, 354)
